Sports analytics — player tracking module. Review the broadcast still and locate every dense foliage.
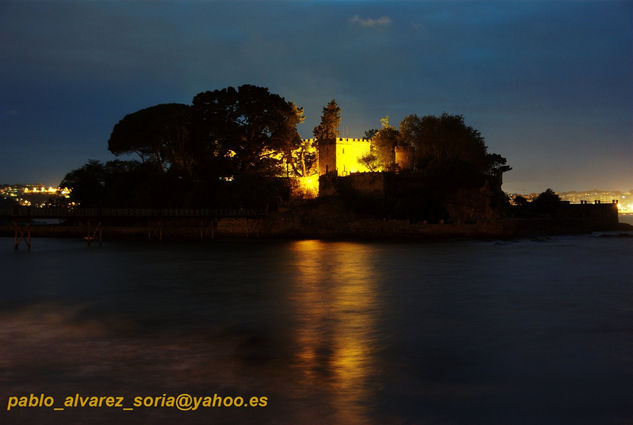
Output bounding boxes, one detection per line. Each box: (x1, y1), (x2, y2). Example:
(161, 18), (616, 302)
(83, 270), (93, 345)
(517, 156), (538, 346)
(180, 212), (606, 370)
(398, 113), (510, 178)
(65, 85), (303, 208)
(108, 104), (193, 175)
(191, 85), (304, 178)
(63, 87), (513, 218)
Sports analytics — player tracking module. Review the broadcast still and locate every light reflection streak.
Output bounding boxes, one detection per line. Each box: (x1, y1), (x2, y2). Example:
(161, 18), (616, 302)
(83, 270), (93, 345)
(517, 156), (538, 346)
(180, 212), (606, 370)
(0, 240), (386, 424)
(288, 240), (381, 425)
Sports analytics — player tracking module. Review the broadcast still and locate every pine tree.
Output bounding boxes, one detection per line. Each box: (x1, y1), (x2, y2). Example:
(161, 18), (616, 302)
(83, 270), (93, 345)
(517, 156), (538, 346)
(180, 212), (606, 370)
(313, 99), (341, 143)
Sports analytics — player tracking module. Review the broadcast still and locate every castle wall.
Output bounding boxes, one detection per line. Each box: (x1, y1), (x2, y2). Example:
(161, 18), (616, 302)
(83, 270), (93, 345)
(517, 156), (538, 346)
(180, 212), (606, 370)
(335, 138), (371, 176)
(315, 137), (371, 176)
(346, 172), (385, 195)
(560, 203), (619, 227)
(319, 172), (386, 198)
(317, 140), (336, 175)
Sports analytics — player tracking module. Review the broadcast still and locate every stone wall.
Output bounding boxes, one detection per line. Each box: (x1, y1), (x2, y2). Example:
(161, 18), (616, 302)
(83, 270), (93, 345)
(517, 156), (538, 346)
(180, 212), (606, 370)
(316, 138), (371, 176)
(317, 141), (336, 176)
(319, 172), (386, 198)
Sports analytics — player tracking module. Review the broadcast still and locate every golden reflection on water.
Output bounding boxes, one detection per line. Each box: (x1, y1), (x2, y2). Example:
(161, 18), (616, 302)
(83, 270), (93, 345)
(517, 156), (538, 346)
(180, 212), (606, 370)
(288, 240), (381, 425)
(1, 240), (386, 424)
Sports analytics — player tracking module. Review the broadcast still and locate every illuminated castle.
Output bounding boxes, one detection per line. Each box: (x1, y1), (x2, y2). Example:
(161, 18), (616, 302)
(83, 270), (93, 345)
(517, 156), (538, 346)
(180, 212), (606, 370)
(310, 137), (414, 176)
(288, 137), (415, 198)
(307, 137), (372, 176)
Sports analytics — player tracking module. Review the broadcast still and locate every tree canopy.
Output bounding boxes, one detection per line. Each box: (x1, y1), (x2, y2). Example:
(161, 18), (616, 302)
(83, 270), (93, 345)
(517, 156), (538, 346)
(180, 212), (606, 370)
(313, 99), (341, 143)
(533, 188), (561, 212)
(80, 84), (307, 208)
(191, 84), (304, 178)
(371, 116), (399, 170)
(60, 160), (107, 207)
(66, 87), (515, 212)
(364, 128), (378, 140)
(60, 159), (169, 207)
(108, 103), (192, 174)
(398, 113), (510, 178)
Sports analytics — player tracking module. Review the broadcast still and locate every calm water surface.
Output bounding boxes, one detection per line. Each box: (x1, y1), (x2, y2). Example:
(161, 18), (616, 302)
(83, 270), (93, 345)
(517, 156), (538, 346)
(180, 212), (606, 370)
(1, 234), (632, 425)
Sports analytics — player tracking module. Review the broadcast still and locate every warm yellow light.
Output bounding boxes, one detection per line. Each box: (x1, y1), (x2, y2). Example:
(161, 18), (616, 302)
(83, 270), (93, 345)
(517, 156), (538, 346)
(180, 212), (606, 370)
(335, 138), (371, 176)
(287, 240), (378, 424)
(295, 175), (319, 198)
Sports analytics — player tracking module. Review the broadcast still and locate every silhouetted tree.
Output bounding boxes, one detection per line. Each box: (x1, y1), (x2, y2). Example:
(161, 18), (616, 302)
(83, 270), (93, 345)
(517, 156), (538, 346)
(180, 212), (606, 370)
(394, 113), (513, 220)
(60, 160), (107, 207)
(399, 113), (505, 176)
(61, 159), (193, 208)
(486, 153), (512, 179)
(288, 138), (317, 177)
(191, 85), (304, 178)
(102, 160), (163, 207)
(364, 128), (378, 140)
(535, 188), (560, 202)
(313, 99), (341, 143)
(533, 188), (561, 213)
(108, 104), (193, 175)
(359, 153), (379, 172)
(513, 195), (529, 206)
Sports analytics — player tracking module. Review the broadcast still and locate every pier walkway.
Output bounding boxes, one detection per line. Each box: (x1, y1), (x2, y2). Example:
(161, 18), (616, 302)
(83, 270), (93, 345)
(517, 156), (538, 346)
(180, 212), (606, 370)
(1, 207), (266, 219)
(1, 207), (267, 249)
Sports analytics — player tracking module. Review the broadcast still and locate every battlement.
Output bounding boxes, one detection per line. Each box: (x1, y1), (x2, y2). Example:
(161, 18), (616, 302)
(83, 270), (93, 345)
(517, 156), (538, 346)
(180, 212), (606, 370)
(303, 137), (370, 144)
(334, 137), (370, 143)
(315, 137), (371, 176)
(307, 136), (414, 179)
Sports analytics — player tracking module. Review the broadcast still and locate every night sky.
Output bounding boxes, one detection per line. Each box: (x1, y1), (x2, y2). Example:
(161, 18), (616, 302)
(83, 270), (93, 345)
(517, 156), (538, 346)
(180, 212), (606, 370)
(1, 0), (631, 193)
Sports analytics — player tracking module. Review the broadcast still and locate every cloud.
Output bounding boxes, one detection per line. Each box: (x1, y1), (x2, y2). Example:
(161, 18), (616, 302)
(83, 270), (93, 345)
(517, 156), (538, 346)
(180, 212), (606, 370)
(350, 15), (392, 28)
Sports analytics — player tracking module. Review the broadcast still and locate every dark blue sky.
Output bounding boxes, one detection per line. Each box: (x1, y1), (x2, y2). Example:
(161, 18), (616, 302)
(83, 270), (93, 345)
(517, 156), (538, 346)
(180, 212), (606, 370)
(1, 0), (631, 193)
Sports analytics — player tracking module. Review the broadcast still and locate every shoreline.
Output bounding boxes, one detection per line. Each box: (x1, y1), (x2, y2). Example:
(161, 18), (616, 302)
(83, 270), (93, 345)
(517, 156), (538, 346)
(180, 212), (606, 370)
(2, 218), (631, 243)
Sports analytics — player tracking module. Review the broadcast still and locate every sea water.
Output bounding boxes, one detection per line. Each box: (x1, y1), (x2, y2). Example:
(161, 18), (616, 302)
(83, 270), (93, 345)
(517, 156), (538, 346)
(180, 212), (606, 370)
(1, 234), (632, 425)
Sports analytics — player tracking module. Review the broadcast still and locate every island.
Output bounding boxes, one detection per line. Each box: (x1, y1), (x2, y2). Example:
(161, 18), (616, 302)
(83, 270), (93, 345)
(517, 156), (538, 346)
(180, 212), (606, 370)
(1, 84), (629, 244)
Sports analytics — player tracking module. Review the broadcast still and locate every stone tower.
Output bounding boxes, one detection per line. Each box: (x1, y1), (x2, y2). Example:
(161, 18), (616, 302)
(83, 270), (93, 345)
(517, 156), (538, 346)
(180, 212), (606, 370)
(316, 137), (372, 176)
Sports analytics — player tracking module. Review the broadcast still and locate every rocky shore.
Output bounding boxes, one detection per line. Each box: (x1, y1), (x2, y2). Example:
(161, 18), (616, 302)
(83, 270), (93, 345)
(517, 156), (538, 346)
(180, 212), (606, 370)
(1, 207), (630, 242)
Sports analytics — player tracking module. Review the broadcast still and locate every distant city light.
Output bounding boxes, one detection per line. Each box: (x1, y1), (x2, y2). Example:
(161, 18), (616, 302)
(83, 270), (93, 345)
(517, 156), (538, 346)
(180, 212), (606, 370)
(0, 184), (73, 208)
(508, 190), (632, 212)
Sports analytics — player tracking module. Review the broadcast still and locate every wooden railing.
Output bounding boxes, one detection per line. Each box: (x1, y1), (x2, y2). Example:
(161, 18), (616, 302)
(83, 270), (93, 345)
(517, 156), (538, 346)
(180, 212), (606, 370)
(0, 207), (266, 219)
